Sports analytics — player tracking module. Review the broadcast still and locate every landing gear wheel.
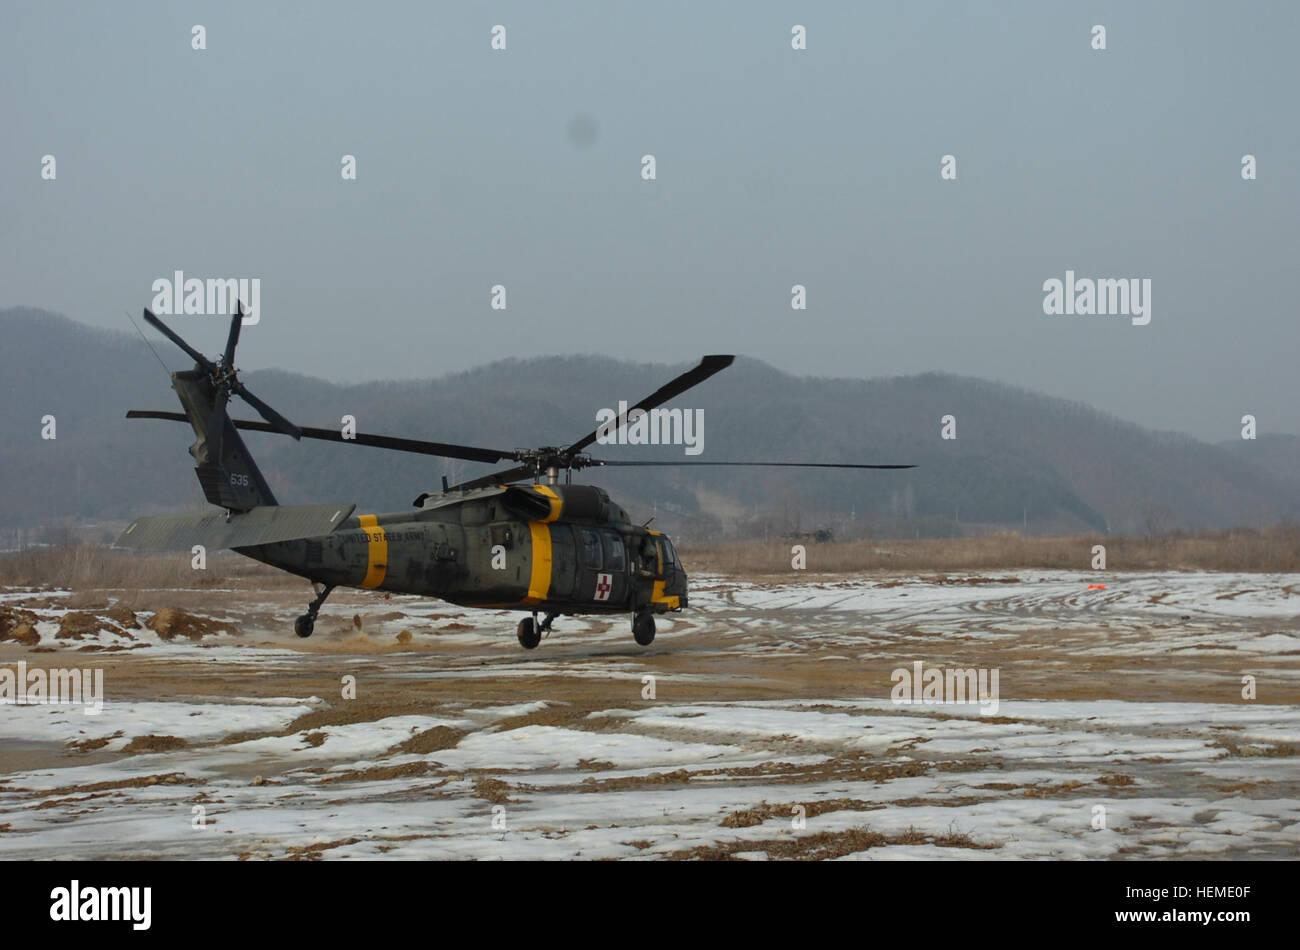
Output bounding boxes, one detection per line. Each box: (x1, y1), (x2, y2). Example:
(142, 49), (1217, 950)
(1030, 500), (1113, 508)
(633, 611), (656, 646)
(516, 616), (541, 650)
(294, 581), (334, 639)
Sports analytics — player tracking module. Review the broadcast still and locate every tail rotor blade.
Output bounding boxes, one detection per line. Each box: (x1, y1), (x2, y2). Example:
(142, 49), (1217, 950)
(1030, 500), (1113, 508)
(142, 308), (216, 372)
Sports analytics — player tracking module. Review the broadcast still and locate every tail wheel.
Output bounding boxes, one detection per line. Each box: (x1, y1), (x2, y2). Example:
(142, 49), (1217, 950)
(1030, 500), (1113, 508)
(516, 616), (541, 649)
(632, 611), (656, 646)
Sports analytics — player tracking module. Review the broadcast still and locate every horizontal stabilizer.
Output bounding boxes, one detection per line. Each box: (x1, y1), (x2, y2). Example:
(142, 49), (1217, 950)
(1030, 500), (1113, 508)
(116, 504), (356, 551)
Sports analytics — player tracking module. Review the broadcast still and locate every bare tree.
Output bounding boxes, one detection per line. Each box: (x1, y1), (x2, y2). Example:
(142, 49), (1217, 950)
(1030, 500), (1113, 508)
(1141, 503), (1172, 541)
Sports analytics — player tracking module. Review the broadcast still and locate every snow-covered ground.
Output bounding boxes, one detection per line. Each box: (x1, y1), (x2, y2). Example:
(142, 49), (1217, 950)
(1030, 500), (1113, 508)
(0, 571), (1296, 859)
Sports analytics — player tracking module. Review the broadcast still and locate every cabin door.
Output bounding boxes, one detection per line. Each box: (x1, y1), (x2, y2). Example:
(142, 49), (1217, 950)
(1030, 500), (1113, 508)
(575, 525), (628, 607)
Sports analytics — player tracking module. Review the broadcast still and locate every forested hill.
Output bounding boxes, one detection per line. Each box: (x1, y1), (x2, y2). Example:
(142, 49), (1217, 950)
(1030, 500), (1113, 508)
(2, 307), (1296, 538)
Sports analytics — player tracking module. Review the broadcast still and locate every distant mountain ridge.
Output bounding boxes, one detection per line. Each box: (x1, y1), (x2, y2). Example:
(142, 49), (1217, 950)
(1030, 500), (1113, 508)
(1, 307), (1297, 538)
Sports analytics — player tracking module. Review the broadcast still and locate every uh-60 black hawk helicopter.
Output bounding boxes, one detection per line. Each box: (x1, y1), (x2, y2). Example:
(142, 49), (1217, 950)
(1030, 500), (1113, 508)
(118, 307), (913, 649)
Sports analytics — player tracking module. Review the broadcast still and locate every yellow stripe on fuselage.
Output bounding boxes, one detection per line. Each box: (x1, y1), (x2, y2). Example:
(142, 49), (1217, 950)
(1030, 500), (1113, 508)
(532, 484), (563, 522)
(651, 579), (680, 610)
(357, 514), (388, 589)
(525, 522), (552, 603)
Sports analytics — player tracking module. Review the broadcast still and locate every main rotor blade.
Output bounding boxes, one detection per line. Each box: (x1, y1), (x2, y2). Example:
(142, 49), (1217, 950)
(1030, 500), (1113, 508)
(588, 460), (916, 469)
(126, 410), (518, 464)
(289, 423), (515, 464)
(446, 465), (534, 492)
(222, 305), (243, 368)
(230, 381), (303, 440)
(444, 457), (916, 491)
(142, 308), (216, 372)
(563, 354), (735, 457)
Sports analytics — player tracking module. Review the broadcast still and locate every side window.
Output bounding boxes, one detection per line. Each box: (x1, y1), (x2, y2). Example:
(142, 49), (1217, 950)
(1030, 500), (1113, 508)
(657, 537), (679, 571)
(579, 528), (603, 570)
(603, 532), (626, 572)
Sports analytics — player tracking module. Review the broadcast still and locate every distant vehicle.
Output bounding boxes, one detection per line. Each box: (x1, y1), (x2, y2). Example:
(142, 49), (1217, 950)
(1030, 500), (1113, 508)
(120, 308), (912, 648)
(785, 528), (835, 543)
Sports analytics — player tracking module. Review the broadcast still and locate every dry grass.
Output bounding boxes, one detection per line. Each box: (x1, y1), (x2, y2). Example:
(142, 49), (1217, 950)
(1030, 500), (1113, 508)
(667, 823), (1000, 860)
(472, 777), (515, 803)
(121, 735), (188, 754)
(0, 544), (298, 589)
(4, 524), (1298, 593)
(679, 525), (1300, 575)
(282, 836), (361, 861)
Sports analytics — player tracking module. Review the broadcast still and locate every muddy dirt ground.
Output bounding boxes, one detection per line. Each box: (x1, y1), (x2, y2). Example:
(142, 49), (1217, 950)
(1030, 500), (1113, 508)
(1, 569), (1297, 859)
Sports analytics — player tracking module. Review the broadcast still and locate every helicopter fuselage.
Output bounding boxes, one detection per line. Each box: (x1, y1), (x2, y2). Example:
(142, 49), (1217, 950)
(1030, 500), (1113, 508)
(236, 483), (688, 616)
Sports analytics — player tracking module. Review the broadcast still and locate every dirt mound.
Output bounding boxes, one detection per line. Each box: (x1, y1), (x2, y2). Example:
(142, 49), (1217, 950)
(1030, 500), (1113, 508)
(4, 623), (39, 646)
(17, 597), (66, 610)
(105, 606), (138, 628)
(0, 605), (38, 640)
(68, 734), (119, 753)
(56, 611), (132, 641)
(147, 607), (240, 641)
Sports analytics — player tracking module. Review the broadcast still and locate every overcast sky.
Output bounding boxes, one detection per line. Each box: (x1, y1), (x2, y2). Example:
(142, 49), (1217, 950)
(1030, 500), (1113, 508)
(3, 1), (1297, 441)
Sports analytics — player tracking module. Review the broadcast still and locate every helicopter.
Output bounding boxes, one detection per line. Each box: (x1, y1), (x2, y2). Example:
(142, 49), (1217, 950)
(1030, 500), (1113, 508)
(118, 307), (913, 649)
